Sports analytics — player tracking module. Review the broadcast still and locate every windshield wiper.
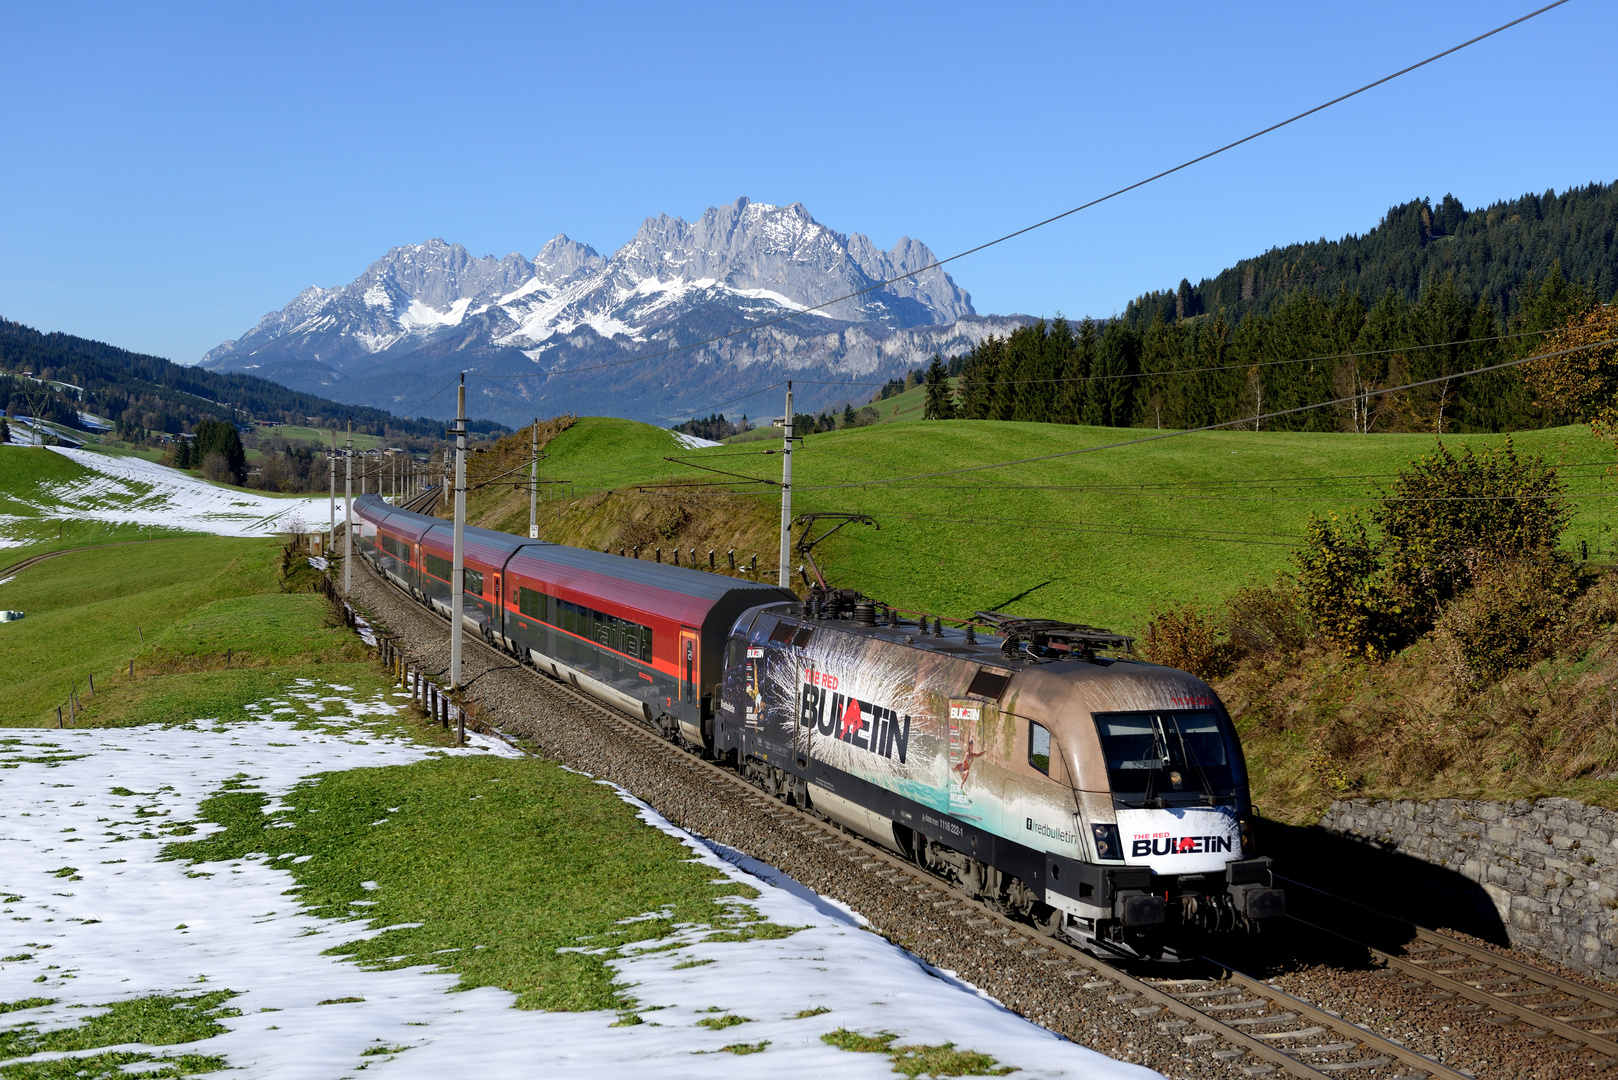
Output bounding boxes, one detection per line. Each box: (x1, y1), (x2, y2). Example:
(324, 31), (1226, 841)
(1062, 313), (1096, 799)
(1170, 719), (1219, 806)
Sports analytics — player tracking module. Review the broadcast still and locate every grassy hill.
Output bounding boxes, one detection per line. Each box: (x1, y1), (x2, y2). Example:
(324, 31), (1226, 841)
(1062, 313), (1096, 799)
(454, 415), (1618, 635)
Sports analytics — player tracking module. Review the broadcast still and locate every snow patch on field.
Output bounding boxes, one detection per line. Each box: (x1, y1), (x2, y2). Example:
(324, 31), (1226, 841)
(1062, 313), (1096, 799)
(0, 698), (1155, 1079)
(670, 431), (722, 450)
(3, 447), (329, 538)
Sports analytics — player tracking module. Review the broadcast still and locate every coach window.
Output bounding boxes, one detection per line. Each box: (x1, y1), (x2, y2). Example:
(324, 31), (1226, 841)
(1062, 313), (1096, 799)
(464, 568), (484, 596)
(518, 586), (546, 621)
(1029, 722), (1052, 775)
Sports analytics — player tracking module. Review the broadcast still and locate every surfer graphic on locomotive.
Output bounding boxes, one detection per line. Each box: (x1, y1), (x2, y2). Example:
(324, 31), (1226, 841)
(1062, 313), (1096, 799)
(354, 493), (1282, 959)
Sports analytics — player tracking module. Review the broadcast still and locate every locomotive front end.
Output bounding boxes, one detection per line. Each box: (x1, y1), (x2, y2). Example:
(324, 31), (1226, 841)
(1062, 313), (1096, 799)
(1011, 662), (1285, 958)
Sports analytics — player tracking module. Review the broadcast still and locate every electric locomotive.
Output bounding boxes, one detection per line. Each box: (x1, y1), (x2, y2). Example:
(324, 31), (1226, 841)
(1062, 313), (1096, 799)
(353, 494), (1282, 957)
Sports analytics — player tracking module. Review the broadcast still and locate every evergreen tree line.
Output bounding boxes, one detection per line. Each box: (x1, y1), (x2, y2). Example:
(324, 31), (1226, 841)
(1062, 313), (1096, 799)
(935, 267), (1601, 434)
(672, 412), (754, 441)
(1124, 183), (1618, 330)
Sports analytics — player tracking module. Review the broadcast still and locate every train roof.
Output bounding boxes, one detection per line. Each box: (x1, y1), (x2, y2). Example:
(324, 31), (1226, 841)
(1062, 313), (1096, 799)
(359, 494), (796, 626)
(755, 606), (1151, 679)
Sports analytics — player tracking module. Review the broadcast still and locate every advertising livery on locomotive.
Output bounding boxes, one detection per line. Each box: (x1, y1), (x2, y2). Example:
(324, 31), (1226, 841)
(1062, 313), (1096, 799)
(354, 493), (1282, 958)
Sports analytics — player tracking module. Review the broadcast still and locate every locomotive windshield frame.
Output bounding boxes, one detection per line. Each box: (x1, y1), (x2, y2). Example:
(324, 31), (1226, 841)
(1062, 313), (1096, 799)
(1092, 709), (1246, 804)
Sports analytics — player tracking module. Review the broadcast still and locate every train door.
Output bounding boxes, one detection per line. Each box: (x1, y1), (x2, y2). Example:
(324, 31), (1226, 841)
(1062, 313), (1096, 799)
(679, 631), (697, 709)
(492, 572), (503, 642)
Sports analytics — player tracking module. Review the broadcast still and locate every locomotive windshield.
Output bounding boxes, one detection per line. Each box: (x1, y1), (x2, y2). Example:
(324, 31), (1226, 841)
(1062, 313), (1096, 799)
(1093, 711), (1239, 798)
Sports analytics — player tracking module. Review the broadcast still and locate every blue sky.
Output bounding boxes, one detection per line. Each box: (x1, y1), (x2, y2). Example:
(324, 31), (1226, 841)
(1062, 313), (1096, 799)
(1, 0), (1612, 365)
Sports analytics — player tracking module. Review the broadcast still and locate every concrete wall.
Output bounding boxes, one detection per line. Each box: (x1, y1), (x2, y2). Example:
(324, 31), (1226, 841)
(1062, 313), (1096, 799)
(1320, 797), (1618, 979)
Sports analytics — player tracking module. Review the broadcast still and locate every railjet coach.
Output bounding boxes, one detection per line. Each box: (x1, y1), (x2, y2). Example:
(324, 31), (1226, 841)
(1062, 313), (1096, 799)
(354, 494), (1282, 958)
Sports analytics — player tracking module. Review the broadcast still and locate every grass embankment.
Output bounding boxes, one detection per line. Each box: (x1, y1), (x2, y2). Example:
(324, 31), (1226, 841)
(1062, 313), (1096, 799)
(454, 415), (1618, 634)
(163, 757), (789, 1012)
(1222, 580), (1618, 824)
(0, 534), (372, 726)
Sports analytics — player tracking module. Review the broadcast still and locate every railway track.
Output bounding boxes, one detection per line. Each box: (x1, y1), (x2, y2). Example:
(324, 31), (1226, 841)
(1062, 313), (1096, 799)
(1280, 876), (1618, 1068)
(346, 554), (1483, 1079)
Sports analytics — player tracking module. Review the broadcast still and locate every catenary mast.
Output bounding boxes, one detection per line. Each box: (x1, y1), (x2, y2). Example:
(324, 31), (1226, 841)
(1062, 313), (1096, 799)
(343, 420), (353, 596)
(778, 382), (793, 589)
(450, 376), (468, 745)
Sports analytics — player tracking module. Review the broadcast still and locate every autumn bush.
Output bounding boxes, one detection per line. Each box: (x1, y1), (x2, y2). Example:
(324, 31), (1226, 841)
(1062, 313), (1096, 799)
(1142, 601), (1240, 680)
(1433, 558), (1588, 687)
(1293, 438), (1569, 659)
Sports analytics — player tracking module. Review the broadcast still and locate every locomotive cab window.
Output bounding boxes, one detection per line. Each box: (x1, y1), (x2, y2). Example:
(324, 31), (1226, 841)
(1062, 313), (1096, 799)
(1093, 711), (1239, 797)
(768, 619), (797, 644)
(1028, 722), (1052, 775)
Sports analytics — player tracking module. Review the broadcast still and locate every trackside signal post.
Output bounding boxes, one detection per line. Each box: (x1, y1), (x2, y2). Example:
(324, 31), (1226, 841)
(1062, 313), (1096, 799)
(343, 421), (353, 596)
(449, 375), (468, 745)
(778, 382), (794, 589)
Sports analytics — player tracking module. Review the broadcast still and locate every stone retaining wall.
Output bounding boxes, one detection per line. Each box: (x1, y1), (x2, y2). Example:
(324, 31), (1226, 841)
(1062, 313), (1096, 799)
(1320, 797), (1618, 978)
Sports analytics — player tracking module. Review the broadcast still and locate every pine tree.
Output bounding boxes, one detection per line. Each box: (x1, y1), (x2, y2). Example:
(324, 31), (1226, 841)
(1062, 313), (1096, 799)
(922, 355), (957, 419)
(192, 418), (246, 482)
(1055, 319), (1096, 424)
(842, 403), (856, 427)
(1083, 323), (1139, 426)
(956, 336), (1002, 420)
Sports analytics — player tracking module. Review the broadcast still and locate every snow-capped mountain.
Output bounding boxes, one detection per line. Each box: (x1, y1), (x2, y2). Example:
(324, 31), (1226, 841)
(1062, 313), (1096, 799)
(200, 198), (1029, 425)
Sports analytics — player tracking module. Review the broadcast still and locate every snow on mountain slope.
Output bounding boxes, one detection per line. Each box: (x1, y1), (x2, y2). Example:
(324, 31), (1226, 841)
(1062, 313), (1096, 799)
(198, 198), (1028, 425)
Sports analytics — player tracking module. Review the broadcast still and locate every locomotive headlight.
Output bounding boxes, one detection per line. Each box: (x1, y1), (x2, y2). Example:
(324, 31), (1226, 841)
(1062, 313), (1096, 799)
(1092, 823), (1123, 861)
(1239, 818), (1254, 855)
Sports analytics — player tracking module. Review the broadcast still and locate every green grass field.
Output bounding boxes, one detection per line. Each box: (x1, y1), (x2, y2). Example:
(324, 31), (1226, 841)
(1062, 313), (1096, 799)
(532, 416), (1618, 633)
(0, 535), (374, 726)
(267, 424), (384, 451)
(165, 754), (790, 1012)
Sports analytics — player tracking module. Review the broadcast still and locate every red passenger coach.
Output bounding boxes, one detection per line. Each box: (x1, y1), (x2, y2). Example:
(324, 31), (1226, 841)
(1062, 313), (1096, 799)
(352, 494), (795, 742)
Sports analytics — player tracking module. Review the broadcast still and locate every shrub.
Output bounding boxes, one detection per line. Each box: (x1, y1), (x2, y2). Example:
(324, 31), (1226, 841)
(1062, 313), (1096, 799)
(1294, 439), (1570, 659)
(1433, 556), (1586, 686)
(1227, 578), (1311, 658)
(1142, 601), (1240, 680)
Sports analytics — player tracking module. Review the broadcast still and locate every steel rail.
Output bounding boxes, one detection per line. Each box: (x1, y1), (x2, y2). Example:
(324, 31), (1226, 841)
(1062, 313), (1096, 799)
(1279, 874), (1618, 1019)
(354, 556), (1469, 1078)
(1192, 958), (1471, 1079)
(1278, 877), (1618, 1061)
(1290, 915), (1618, 1061)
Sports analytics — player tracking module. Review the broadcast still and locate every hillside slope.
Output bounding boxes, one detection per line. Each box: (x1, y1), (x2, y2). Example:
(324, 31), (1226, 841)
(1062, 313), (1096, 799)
(457, 415), (1618, 635)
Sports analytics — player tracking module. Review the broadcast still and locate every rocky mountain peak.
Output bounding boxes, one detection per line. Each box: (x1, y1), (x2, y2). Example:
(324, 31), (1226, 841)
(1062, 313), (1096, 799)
(532, 235), (604, 289)
(198, 196), (1012, 424)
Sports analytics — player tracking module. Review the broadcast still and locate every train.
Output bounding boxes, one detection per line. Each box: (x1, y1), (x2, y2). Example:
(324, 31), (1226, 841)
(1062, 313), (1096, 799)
(352, 493), (1284, 959)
